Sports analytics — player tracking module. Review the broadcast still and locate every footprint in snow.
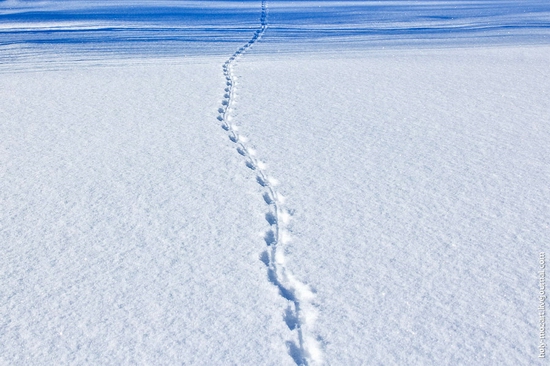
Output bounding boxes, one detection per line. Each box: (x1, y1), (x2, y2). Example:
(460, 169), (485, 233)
(265, 212), (277, 225)
(263, 192), (274, 205)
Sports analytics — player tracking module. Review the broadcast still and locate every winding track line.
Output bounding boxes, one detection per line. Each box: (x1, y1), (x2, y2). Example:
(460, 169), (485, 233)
(216, 1), (323, 365)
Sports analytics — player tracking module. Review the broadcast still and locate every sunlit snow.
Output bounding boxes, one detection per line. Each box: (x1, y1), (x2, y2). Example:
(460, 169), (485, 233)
(1, 0), (549, 365)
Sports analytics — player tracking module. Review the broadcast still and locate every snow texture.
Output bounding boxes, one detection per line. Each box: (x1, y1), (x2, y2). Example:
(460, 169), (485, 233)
(1, 0), (550, 365)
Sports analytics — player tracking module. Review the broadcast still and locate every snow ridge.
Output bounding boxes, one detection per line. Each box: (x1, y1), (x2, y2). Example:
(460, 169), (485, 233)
(217, 2), (323, 365)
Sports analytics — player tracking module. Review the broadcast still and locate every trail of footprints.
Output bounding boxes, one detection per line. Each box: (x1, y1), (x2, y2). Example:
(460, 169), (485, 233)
(216, 1), (323, 365)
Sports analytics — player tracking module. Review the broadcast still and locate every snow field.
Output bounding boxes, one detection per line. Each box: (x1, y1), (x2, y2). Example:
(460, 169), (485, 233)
(0, 59), (297, 365)
(1, 0), (549, 364)
(217, 2), (323, 363)
(234, 45), (550, 364)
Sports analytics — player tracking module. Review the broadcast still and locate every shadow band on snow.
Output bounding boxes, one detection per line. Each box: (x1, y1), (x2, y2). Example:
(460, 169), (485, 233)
(1, 0), (549, 62)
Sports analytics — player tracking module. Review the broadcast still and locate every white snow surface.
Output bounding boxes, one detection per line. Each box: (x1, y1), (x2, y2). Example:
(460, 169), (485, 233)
(1, 60), (295, 365)
(235, 46), (550, 364)
(1, 0), (550, 365)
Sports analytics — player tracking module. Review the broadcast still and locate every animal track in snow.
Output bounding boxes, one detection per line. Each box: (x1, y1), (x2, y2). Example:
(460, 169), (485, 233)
(216, 1), (323, 365)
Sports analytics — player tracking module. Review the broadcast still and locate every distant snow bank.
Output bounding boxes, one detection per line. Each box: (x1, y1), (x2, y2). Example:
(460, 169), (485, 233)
(1, 0), (549, 68)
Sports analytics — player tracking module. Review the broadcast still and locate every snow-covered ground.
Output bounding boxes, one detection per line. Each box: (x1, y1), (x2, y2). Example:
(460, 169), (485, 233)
(1, 1), (550, 365)
(235, 45), (550, 364)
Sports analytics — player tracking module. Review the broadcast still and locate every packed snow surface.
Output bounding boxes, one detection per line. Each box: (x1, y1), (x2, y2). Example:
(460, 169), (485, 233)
(1, 0), (550, 365)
